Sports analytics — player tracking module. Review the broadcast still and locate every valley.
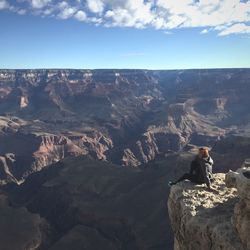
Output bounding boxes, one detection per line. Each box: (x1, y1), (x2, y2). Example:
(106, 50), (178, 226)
(0, 68), (250, 249)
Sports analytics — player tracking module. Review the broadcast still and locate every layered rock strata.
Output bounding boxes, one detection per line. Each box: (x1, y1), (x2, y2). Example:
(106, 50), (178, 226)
(1, 69), (250, 182)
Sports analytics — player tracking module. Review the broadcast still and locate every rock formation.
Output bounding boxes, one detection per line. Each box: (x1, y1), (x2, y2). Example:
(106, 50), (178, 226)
(1, 69), (250, 183)
(168, 159), (250, 250)
(225, 160), (250, 249)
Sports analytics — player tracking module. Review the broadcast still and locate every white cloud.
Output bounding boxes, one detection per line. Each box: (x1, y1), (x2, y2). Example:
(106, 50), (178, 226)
(43, 8), (53, 15)
(156, 0), (250, 28)
(88, 16), (103, 25)
(17, 9), (26, 15)
(201, 28), (209, 34)
(1, 0), (250, 36)
(214, 25), (228, 31)
(56, 2), (77, 19)
(58, 7), (77, 19)
(218, 23), (250, 36)
(104, 0), (155, 28)
(0, 0), (9, 9)
(86, 0), (104, 13)
(58, 1), (68, 10)
(31, 0), (51, 9)
(74, 10), (87, 21)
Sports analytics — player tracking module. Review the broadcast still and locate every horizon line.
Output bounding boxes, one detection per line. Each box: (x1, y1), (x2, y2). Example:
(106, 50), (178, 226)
(0, 67), (250, 71)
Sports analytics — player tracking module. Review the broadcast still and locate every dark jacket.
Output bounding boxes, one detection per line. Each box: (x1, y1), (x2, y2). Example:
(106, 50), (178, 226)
(190, 156), (213, 187)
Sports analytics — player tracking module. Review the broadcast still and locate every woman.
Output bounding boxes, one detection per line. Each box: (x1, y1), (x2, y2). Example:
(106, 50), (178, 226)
(168, 148), (214, 189)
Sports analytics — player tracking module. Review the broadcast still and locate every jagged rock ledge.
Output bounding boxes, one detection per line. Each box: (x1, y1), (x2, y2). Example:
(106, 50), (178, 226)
(167, 169), (250, 250)
(225, 162), (250, 249)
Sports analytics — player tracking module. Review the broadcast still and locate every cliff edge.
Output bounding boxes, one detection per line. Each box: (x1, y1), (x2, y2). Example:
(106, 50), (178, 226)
(168, 160), (250, 250)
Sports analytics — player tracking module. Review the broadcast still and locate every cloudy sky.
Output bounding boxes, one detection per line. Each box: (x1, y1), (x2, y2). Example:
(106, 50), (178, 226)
(0, 0), (250, 69)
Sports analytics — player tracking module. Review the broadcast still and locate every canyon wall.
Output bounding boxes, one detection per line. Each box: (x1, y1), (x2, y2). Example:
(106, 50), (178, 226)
(1, 69), (250, 183)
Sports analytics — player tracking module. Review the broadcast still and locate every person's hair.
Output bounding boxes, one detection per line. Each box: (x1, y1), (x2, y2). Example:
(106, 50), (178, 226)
(198, 147), (210, 158)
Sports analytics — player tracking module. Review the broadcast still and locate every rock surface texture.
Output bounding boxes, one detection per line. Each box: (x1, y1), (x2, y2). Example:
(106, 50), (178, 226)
(225, 160), (250, 250)
(168, 161), (250, 250)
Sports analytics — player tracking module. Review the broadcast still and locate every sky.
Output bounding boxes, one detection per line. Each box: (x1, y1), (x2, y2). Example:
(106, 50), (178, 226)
(0, 0), (250, 69)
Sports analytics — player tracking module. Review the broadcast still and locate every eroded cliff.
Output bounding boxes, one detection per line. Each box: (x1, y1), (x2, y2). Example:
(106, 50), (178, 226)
(1, 69), (250, 184)
(168, 160), (250, 250)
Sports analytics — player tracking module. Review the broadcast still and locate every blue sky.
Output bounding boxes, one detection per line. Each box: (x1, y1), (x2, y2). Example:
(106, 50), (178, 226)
(0, 0), (250, 69)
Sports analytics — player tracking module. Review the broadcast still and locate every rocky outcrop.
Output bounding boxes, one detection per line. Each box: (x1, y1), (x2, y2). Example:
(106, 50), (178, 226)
(32, 132), (113, 172)
(0, 131), (113, 184)
(225, 160), (250, 249)
(0, 153), (19, 184)
(168, 160), (250, 250)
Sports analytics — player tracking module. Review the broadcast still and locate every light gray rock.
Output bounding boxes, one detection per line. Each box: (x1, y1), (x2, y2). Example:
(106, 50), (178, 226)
(225, 162), (250, 249)
(225, 170), (239, 188)
(168, 173), (245, 250)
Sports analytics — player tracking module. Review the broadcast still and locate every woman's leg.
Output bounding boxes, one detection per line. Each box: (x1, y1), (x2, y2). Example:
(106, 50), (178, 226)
(175, 173), (193, 183)
(169, 173), (192, 186)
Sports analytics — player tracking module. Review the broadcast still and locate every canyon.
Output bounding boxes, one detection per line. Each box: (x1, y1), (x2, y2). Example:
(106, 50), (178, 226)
(0, 69), (250, 249)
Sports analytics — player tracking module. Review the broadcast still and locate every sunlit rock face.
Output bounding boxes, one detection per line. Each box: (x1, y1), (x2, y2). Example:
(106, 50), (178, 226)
(0, 69), (250, 183)
(168, 160), (250, 250)
(168, 173), (243, 250)
(225, 160), (250, 250)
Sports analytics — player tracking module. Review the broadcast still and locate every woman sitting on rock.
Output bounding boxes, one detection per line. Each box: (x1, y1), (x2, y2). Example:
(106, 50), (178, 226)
(168, 148), (214, 189)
